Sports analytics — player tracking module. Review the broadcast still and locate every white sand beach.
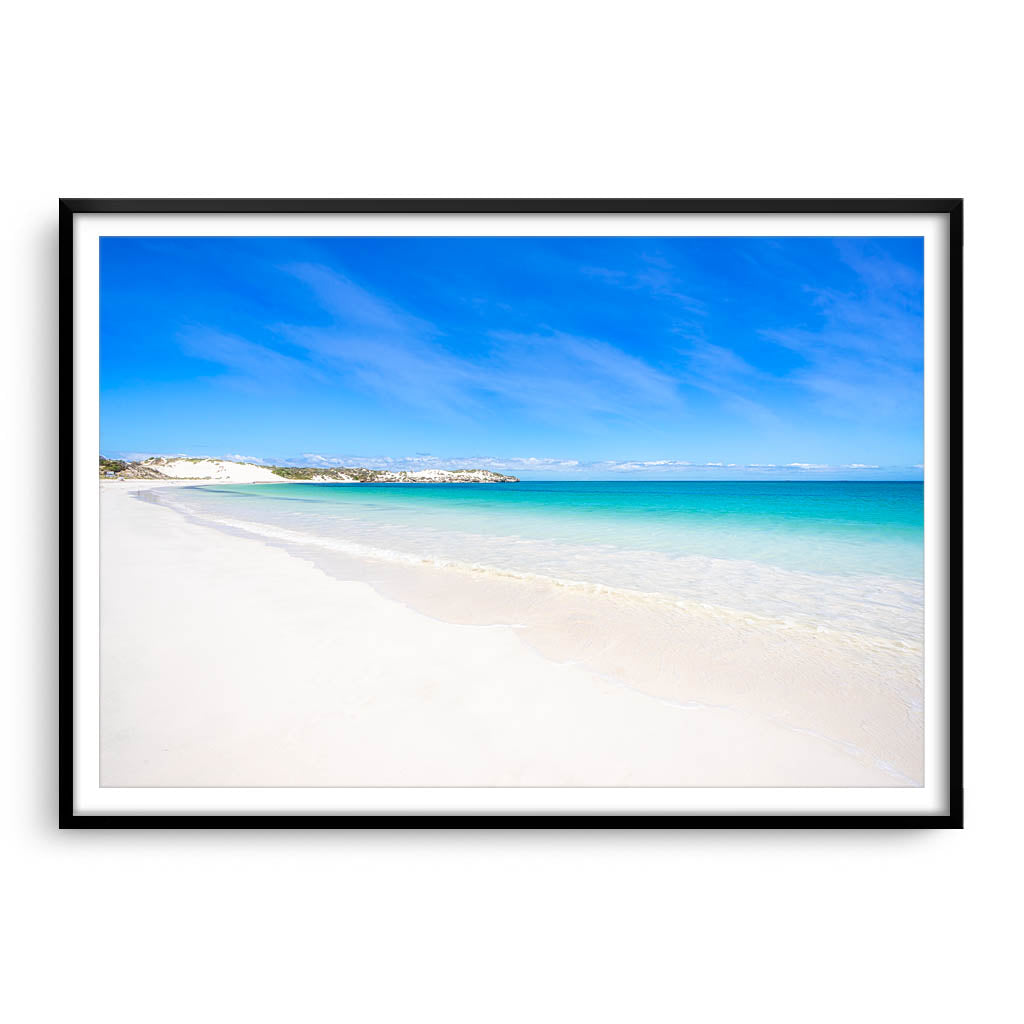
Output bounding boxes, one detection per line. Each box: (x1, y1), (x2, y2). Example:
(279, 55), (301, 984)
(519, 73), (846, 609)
(100, 482), (907, 788)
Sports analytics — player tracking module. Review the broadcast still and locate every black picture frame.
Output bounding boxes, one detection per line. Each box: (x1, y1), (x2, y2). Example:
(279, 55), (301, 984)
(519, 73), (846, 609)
(60, 197), (963, 829)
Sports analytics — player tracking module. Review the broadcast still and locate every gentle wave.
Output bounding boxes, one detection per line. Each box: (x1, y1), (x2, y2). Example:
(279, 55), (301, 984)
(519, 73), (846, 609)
(150, 490), (923, 656)
(141, 484), (925, 783)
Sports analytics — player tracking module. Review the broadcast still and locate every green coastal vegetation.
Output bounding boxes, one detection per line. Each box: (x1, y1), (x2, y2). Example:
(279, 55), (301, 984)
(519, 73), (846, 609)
(100, 456), (168, 479)
(270, 465), (387, 482)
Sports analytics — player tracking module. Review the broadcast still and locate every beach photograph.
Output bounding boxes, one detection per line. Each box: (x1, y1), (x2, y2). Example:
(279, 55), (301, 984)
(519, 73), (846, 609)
(97, 233), (925, 790)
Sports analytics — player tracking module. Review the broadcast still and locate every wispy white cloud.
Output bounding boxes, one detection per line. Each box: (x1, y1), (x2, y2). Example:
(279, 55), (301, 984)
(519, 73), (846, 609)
(265, 266), (684, 427)
(164, 242), (922, 470)
(582, 253), (707, 315)
(674, 338), (782, 428)
(271, 452), (915, 477)
(224, 453), (270, 464)
(757, 238), (923, 422)
(179, 327), (323, 392)
(484, 330), (682, 423)
(183, 263), (680, 427)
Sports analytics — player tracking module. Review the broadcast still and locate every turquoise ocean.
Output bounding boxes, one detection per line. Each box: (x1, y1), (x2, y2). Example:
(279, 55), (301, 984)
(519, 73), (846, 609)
(154, 480), (924, 647)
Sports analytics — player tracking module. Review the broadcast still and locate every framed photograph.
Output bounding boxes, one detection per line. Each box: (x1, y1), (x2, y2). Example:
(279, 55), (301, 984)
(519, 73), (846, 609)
(62, 198), (963, 827)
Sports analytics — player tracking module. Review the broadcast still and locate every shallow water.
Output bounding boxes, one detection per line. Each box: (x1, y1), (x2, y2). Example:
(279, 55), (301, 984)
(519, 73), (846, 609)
(145, 480), (926, 783)
(153, 480), (924, 646)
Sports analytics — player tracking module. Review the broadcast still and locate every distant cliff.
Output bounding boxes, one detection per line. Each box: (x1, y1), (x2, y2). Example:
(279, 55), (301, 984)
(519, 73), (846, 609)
(100, 456), (519, 484)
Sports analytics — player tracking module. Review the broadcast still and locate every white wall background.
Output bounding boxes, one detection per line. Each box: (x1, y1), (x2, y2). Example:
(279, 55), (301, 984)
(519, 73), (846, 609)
(2, 2), (1016, 1021)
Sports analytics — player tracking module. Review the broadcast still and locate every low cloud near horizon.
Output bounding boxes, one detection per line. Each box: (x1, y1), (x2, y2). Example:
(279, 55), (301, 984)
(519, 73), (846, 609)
(108, 450), (919, 479)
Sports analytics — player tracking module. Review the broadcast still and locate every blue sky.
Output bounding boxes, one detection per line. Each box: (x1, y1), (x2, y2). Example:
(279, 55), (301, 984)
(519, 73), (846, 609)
(100, 234), (924, 479)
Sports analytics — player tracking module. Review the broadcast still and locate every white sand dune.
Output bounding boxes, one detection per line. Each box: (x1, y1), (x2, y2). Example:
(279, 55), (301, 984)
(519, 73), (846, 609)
(99, 483), (902, 788)
(134, 457), (284, 483)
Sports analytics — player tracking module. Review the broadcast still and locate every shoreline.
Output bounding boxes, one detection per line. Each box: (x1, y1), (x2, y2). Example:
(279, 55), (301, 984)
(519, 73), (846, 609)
(100, 482), (915, 787)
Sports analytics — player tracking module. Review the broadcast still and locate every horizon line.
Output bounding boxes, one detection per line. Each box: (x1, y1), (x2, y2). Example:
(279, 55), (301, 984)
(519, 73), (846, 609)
(101, 451), (923, 473)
